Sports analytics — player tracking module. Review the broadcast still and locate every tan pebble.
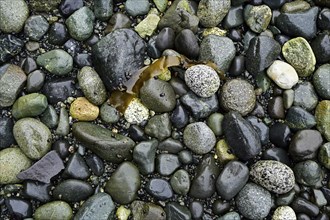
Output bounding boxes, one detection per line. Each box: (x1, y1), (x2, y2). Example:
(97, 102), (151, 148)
(70, 97), (99, 121)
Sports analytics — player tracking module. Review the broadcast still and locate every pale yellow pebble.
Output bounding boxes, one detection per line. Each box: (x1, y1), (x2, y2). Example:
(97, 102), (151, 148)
(70, 97), (99, 121)
(215, 139), (237, 164)
(116, 205), (131, 220)
(202, 27), (227, 37)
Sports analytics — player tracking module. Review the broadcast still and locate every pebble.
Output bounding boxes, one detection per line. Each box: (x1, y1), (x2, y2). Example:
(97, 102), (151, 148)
(268, 96), (285, 119)
(34, 201), (72, 220)
(52, 140), (70, 159)
(165, 202), (191, 220)
(85, 154), (104, 176)
(13, 118), (52, 160)
(37, 49), (73, 75)
(190, 201), (203, 219)
(170, 104), (189, 129)
(175, 29), (200, 59)
(65, 6), (95, 41)
(229, 55), (245, 76)
(216, 161), (249, 200)
(59, 0), (83, 17)
(170, 169), (190, 195)
(311, 33), (330, 64)
(250, 160), (295, 194)
(145, 113), (171, 141)
(94, 0), (113, 21)
(236, 183), (272, 219)
(189, 155), (219, 199)
(100, 102), (120, 123)
(153, 0), (167, 12)
(105, 162), (140, 204)
(30, 0), (61, 12)
(72, 122), (135, 163)
(215, 139), (236, 164)
(184, 65), (220, 98)
(0, 35), (24, 63)
(23, 181), (51, 202)
(124, 98), (149, 124)
(5, 198), (32, 219)
(63, 153), (90, 179)
(156, 153), (180, 176)
(207, 112), (224, 136)
(133, 140), (158, 175)
(293, 82), (318, 111)
(56, 107), (70, 136)
(276, 7), (318, 40)
(197, 0), (231, 27)
(156, 27), (175, 52)
(244, 4), (272, 33)
(53, 179), (93, 202)
(146, 178), (173, 200)
(272, 206), (297, 220)
(267, 60), (299, 89)
(77, 66), (107, 106)
(105, 12), (131, 34)
(282, 37), (316, 77)
(0, 148), (32, 184)
(0, 64), (26, 107)
(180, 92), (219, 119)
(125, 0), (150, 16)
(12, 93), (48, 119)
(315, 100), (330, 142)
(135, 13), (160, 39)
(281, 1), (310, 13)
(289, 129), (323, 161)
(24, 15), (49, 41)
(291, 197), (320, 217)
(199, 35), (235, 72)
(294, 160), (323, 187)
(70, 97), (99, 121)
(26, 70), (45, 93)
(140, 78), (176, 113)
(17, 151), (64, 183)
(223, 5), (244, 28)
(131, 201), (165, 220)
(73, 193), (115, 220)
(247, 116), (269, 144)
(0, 117), (15, 149)
(178, 150), (193, 164)
(220, 78), (256, 116)
(313, 64), (330, 99)
(246, 35), (281, 74)
(262, 148), (291, 165)
(183, 122), (216, 154)
(42, 77), (77, 104)
(218, 212), (241, 220)
(285, 106), (316, 130)
(223, 111), (261, 161)
(116, 205), (131, 220)
(48, 22), (69, 45)
(0, 0), (29, 33)
(318, 143), (330, 169)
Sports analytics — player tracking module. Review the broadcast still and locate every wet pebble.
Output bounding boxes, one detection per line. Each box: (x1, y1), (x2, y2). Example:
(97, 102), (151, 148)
(170, 103), (189, 129)
(244, 4), (272, 33)
(26, 70), (45, 93)
(94, 0), (113, 21)
(0, 117), (15, 149)
(24, 15), (49, 41)
(12, 93), (48, 119)
(170, 169), (190, 196)
(315, 100), (330, 141)
(125, 0), (150, 17)
(53, 179), (93, 203)
(56, 107), (70, 136)
(156, 153), (180, 176)
(100, 102), (120, 123)
(85, 154), (104, 176)
(285, 106), (316, 130)
(0, 35), (24, 63)
(5, 198), (32, 219)
(156, 27), (175, 52)
(133, 140), (158, 175)
(42, 77), (77, 104)
(34, 201), (72, 220)
(267, 60), (298, 89)
(37, 49), (73, 76)
(146, 178), (173, 200)
(268, 96), (285, 119)
(0, 0), (29, 33)
(165, 202), (191, 220)
(48, 22), (69, 45)
(174, 29), (199, 59)
(293, 82), (318, 111)
(70, 97), (99, 121)
(272, 206), (297, 220)
(291, 197), (320, 217)
(63, 153), (90, 180)
(313, 64), (330, 100)
(59, 0), (83, 17)
(269, 122), (291, 148)
(23, 181), (51, 202)
(294, 160), (323, 188)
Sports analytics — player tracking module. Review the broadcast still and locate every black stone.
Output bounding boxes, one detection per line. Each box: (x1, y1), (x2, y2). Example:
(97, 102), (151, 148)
(212, 200), (231, 215)
(169, 77), (189, 96)
(146, 178), (173, 200)
(129, 124), (148, 142)
(318, 8), (330, 30)
(170, 103), (189, 129)
(26, 70), (45, 93)
(262, 0), (285, 9)
(291, 197), (320, 217)
(17, 151), (64, 183)
(158, 138), (183, 154)
(74, 53), (92, 68)
(222, 111), (262, 161)
(315, 213), (329, 220)
(48, 22), (69, 45)
(52, 139), (70, 159)
(5, 198), (32, 219)
(53, 179), (93, 203)
(269, 122), (291, 148)
(59, 0), (84, 17)
(297, 213), (311, 220)
(0, 34), (24, 64)
(228, 29), (243, 42)
(42, 77), (78, 104)
(147, 36), (161, 59)
(156, 27), (175, 52)
(229, 55), (245, 76)
(22, 181), (51, 202)
(262, 148), (291, 165)
(86, 154), (105, 176)
(165, 202), (191, 220)
(0, 116), (15, 149)
(268, 96), (285, 119)
(285, 106), (316, 130)
(275, 34), (290, 46)
(190, 201), (203, 219)
(63, 153), (91, 179)
(311, 33), (330, 64)
(20, 57), (37, 74)
(175, 29), (199, 59)
(246, 116), (269, 145)
(64, 39), (81, 55)
(156, 153), (180, 176)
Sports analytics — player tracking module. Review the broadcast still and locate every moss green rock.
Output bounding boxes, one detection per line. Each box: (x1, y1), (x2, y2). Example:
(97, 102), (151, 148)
(37, 49), (73, 75)
(13, 118), (52, 160)
(0, 0), (29, 33)
(315, 100), (330, 141)
(12, 93), (48, 119)
(153, 0), (168, 12)
(135, 13), (160, 38)
(244, 4), (272, 33)
(66, 7), (95, 41)
(318, 143), (330, 170)
(281, 1), (310, 13)
(282, 37), (316, 77)
(34, 201), (73, 220)
(0, 148), (32, 184)
(30, 0), (61, 12)
(197, 0), (231, 28)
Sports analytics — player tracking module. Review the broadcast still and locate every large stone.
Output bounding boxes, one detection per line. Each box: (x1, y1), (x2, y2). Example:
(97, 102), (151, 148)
(92, 29), (146, 91)
(37, 49), (73, 75)
(12, 93), (48, 119)
(197, 0), (230, 27)
(244, 4), (272, 33)
(267, 60), (299, 89)
(34, 201), (72, 220)
(0, 0), (29, 33)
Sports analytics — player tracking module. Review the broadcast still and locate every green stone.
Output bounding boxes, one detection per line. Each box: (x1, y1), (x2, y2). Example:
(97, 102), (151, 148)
(30, 0), (61, 12)
(145, 113), (172, 141)
(34, 201), (73, 220)
(207, 113), (224, 136)
(244, 4), (272, 33)
(197, 0), (231, 28)
(131, 201), (166, 220)
(294, 160), (323, 187)
(56, 107), (70, 136)
(0, 148), (32, 184)
(100, 102), (120, 124)
(318, 143), (330, 169)
(153, 0), (168, 12)
(135, 13), (160, 38)
(40, 105), (59, 128)
(37, 49), (73, 75)
(315, 100), (330, 141)
(313, 64), (330, 99)
(281, 1), (310, 13)
(282, 37), (316, 77)
(12, 93), (48, 119)
(170, 169), (190, 195)
(0, 0), (29, 33)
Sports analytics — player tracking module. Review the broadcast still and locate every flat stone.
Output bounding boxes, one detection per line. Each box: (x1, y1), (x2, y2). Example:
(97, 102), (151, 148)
(53, 179), (93, 203)
(135, 13), (160, 38)
(37, 49), (73, 75)
(12, 93), (48, 120)
(318, 143), (330, 169)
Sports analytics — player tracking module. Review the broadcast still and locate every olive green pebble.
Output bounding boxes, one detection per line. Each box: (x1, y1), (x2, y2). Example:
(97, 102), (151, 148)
(315, 100), (330, 141)
(281, 1), (310, 13)
(0, 148), (32, 184)
(318, 143), (330, 170)
(244, 4), (272, 33)
(100, 102), (120, 123)
(12, 93), (48, 119)
(36, 49), (73, 75)
(0, 0), (29, 33)
(207, 113), (224, 136)
(215, 139), (237, 164)
(313, 64), (330, 99)
(40, 105), (58, 128)
(153, 0), (167, 12)
(34, 201), (73, 220)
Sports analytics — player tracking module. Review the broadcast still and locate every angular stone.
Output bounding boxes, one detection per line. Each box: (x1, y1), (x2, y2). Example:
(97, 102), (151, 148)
(37, 49), (73, 75)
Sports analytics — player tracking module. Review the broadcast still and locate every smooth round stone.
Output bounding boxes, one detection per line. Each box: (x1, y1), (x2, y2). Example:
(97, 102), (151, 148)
(207, 113), (224, 136)
(70, 97), (99, 121)
(147, 36), (161, 59)
(220, 79), (256, 116)
(289, 130), (323, 161)
(125, 0), (150, 16)
(85, 155), (104, 176)
(281, 1), (310, 13)
(94, 0), (113, 21)
(53, 179), (93, 203)
(65, 6), (95, 41)
(0, 148), (32, 184)
(0, 64), (27, 108)
(133, 140), (158, 175)
(169, 77), (189, 96)
(77, 66), (107, 106)
(131, 201), (165, 220)
(146, 178), (173, 200)
(12, 93), (48, 119)
(291, 197), (320, 217)
(262, 148), (291, 165)
(199, 35), (235, 72)
(283, 89), (294, 109)
(0, 117), (15, 149)
(140, 78), (176, 113)
(250, 160), (295, 194)
(285, 106), (316, 130)
(244, 4), (272, 33)
(34, 201), (72, 220)
(74, 53), (92, 68)
(293, 82), (318, 111)
(318, 143), (330, 169)
(145, 113), (171, 141)
(189, 155), (219, 199)
(246, 116), (269, 144)
(129, 125), (147, 142)
(24, 15), (49, 41)
(215, 139), (236, 164)
(73, 193), (115, 220)
(52, 140), (69, 159)
(318, 8), (330, 30)
(223, 6), (244, 29)
(175, 29), (200, 59)
(105, 12), (131, 34)
(105, 162), (140, 204)
(124, 98), (149, 124)
(178, 150), (193, 164)
(212, 200), (230, 215)
(190, 201), (203, 219)
(183, 122), (216, 154)
(267, 60), (299, 89)
(269, 123), (290, 148)
(5, 198), (32, 219)
(229, 55), (245, 76)
(294, 160), (323, 187)
(170, 104), (189, 129)
(134, 12), (160, 38)
(197, 0), (230, 27)
(216, 161), (249, 200)
(63, 153), (90, 180)
(282, 37), (316, 77)
(268, 96), (285, 119)
(313, 64), (330, 99)
(315, 100), (330, 142)
(26, 70), (45, 93)
(236, 183), (272, 219)
(156, 27), (175, 52)
(0, 0), (29, 33)
(170, 169), (190, 195)
(37, 49), (73, 75)
(218, 212), (241, 220)
(13, 118), (51, 160)
(99, 102), (119, 124)
(48, 22), (69, 45)
(59, 0), (83, 16)
(184, 65), (220, 98)
(158, 138), (183, 153)
(42, 77), (77, 104)
(165, 202), (191, 220)
(156, 153), (180, 176)
(272, 206), (297, 220)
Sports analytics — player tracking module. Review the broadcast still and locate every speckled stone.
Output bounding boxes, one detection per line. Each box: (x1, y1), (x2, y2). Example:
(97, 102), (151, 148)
(0, 0), (29, 33)
(124, 98), (149, 124)
(315, 100), (330, 141)
(244, 4), (272, 33)
(184, 64), (220, 98)
(272, 206), (297, 220)
(250, 160), (295, 194)
(197, 0), (231, 27)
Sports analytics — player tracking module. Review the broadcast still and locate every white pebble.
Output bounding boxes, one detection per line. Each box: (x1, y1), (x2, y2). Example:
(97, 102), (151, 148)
(124, 98), (149, 124)
(272, 206), (296, 220)
(267, 60), (299, 89)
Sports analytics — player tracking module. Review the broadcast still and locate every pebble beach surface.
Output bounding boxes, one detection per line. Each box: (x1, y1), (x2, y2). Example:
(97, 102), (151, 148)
(0, 0), (330, 219)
